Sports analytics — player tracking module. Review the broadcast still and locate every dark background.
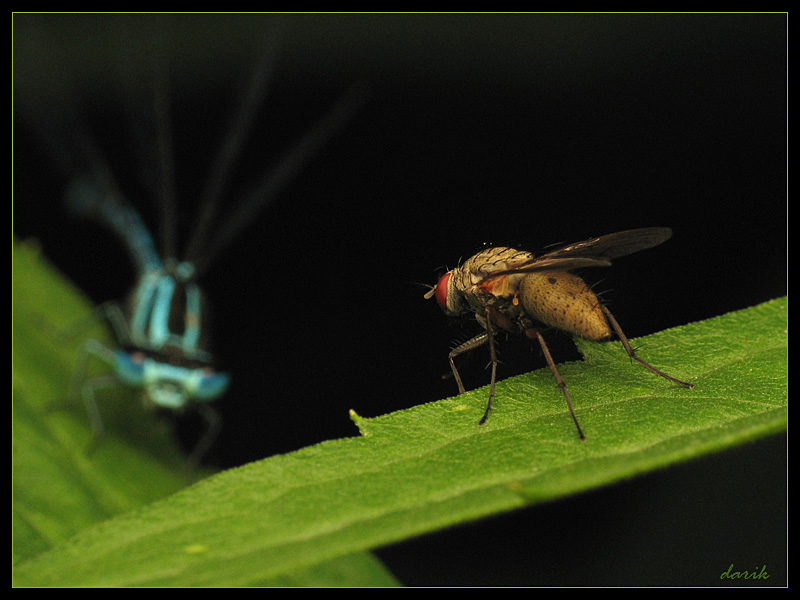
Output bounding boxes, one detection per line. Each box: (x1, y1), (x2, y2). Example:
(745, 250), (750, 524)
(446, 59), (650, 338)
(14, 13), (786, 587)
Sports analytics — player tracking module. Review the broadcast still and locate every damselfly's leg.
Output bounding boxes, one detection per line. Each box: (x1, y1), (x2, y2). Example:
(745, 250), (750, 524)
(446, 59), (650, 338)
(185, 403), (222, 472)
(100, 302), (132, 347)
(69, 338), (119, 453)
(38, 301), (129, 348)
(524, 326), (586, 441)
(601, 305), (694, 389)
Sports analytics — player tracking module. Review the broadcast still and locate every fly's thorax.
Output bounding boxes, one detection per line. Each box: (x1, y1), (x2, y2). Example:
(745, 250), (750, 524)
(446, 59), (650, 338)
(460, 247), (536, 282)
(454, 246), (536, 303)
(518, 271), (611, 341)
(435, 247), (536, 317)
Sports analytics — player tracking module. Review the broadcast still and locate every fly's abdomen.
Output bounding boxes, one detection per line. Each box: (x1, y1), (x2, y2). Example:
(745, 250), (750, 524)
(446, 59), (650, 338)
(518, 271), (611, 341)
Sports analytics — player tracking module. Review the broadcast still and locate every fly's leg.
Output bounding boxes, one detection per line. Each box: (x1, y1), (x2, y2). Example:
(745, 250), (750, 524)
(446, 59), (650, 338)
(447, 331), (489, 395)
(477, 313), (499, 426)
(524, 327), (586, 441)
(601, 305), (694, 389)
(477, 304), (524, 425)
(446, 325), (501, 426)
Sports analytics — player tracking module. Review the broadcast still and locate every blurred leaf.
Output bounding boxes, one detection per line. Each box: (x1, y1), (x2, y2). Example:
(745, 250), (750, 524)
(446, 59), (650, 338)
(12, 238), (399, 586)
(12, 238), (193, 564)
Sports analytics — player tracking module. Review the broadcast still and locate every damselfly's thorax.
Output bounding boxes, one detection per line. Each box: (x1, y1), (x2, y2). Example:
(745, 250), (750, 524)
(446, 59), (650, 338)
(108, 262), (230, 412)
(126, 266), (208, 360)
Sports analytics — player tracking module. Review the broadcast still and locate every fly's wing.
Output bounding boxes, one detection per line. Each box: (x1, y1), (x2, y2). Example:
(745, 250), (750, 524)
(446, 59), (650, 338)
(487, 228), (673, 278)
(537, 227), (672, 261)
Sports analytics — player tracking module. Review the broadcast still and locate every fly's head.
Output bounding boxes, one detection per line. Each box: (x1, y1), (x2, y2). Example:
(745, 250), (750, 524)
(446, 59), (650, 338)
(424, 268), (469, 317)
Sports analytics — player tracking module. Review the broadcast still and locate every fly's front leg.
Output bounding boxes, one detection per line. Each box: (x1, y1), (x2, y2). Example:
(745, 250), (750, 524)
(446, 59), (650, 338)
(524, 326), (586, 440)
(601, 305), (694, 389)
(447, 330), (489, 394)
(445, 307), (503, 426)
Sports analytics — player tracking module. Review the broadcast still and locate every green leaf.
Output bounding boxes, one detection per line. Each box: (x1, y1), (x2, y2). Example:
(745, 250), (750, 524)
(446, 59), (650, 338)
(12, 238), (192, 562)
(12, 238), (786, 587)
(12, 238), (399, 587)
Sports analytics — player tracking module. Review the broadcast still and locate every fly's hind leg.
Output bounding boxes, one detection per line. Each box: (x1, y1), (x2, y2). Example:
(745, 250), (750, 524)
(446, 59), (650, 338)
(601, 305), (694, 389)
(524, 326), (586, 440)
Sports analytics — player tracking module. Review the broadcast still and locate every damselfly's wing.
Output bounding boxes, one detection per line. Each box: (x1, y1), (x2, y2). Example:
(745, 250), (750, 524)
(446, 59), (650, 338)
(184, 80), (367, 278)
(179, 24), (367, 278)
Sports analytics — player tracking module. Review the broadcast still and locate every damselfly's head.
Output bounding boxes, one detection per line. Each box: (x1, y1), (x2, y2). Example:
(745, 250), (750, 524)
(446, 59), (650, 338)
(113, 351), (230, 410)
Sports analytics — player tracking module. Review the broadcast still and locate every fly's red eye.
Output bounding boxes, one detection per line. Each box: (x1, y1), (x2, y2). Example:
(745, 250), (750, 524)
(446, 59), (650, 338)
(435, 272), (451, 310)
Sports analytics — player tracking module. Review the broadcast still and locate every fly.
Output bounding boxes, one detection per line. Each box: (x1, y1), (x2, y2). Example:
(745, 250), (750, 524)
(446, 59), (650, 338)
(41, 30), (364, 464)
(425, 227), (694, 440)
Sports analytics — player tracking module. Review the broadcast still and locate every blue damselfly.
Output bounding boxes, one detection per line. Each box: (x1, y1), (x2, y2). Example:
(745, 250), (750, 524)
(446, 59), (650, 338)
(17, 18), (364, 464)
